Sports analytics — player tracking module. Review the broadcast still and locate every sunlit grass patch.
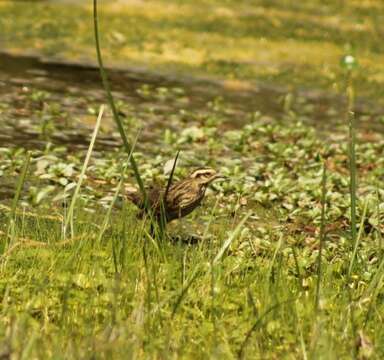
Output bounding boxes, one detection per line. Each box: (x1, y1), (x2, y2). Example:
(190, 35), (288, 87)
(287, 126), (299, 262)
(1, 0), (384, 101)
(0, 99), (383, 356)
(0, 0), (384, 357)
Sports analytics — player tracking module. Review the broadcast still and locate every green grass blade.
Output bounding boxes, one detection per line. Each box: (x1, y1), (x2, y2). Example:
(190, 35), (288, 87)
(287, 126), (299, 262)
(10, 151), (31, 219)
(164, 150), (180, 198)
(171, 264), (201, 318)
(93, 0), (147, 205)
(291, 246), (303, 291)
(213, 211), (251, 265)
(376, 188), (383, 250)
(347, 70), (357, 248)
(6, 151), (31, 247)
(348, 198), (368, 277)
(363, 254), (384, 299)
(199, 197), (219, 251)
(315, 161), (327, 311)
(267, 234), (283, 284)
(171, 212), (250, 319)
(96, 130), (140, 245)
(158, 149), (180, 239)
(238, 298), (295, 359)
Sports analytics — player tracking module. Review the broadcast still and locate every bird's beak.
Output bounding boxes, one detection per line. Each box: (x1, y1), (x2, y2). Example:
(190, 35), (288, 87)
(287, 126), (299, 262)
(212, 173), (227, 182)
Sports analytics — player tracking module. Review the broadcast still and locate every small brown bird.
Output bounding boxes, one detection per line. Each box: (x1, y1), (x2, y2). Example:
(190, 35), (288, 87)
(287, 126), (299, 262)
(127, 167), (224, 223)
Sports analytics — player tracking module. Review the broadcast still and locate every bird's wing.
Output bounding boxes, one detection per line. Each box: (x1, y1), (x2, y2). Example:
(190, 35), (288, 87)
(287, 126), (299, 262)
(126, 185), (163, 210)
(126, 190), (143, 208)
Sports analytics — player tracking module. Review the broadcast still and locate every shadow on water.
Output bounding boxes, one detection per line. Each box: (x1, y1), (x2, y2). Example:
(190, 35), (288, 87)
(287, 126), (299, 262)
(0, 51), (383, 151)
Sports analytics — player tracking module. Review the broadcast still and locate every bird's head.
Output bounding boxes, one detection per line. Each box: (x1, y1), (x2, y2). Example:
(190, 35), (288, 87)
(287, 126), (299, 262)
(188, 167), (225, 186)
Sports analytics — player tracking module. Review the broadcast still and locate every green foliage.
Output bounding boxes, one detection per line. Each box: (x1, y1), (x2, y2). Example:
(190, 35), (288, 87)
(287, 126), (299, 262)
(0, 98), (383, 357)
(0, 1), (383, 357)
(1, 0), (384, 102)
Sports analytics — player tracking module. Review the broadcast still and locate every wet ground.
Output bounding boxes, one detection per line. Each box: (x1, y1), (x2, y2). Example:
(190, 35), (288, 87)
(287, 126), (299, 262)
(1, 51), (383, 153)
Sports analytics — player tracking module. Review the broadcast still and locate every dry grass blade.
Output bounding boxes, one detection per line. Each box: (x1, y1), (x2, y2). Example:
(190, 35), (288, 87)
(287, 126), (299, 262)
(64, 105), (104, 237)
(0, 204), (63, 222)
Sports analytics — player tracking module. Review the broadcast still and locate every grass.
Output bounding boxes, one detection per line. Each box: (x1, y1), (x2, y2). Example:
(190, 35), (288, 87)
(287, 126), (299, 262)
(64, 104), (104, 238)
(0, 101), (383, 358)
(1, 0), (384, 103)
(1, 79), (384, 356)
(0, 204), (381, 358)
(0, 0), (383, 358)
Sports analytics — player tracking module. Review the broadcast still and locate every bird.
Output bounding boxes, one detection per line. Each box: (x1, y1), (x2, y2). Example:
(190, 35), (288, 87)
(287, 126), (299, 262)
(126, 167), (224, 223)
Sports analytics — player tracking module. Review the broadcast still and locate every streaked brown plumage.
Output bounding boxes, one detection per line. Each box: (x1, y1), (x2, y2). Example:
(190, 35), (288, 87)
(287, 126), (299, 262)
(127, 167), (223, 223)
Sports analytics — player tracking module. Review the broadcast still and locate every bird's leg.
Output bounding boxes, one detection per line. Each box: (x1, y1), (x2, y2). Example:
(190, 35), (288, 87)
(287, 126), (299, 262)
(149, 220), (167, 242)
(147, 201), (167, 242)
(158, 200), (167, 242)
(149, 221), (155, 238)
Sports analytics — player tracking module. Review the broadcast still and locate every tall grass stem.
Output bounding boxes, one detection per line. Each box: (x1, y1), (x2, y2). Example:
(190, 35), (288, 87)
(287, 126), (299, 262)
(347, 70), (357, 248)
(345, 65), (358, 359)
(315, 161), (327, 311)
(348, 198), (368, 277)
(93, 0), (147, 205)
(96, 130), (140, 245)
(6, 151), (31, 246)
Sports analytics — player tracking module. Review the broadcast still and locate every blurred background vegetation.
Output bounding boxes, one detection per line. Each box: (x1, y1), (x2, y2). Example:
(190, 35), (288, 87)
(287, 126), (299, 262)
(1, 0), (384, 102)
